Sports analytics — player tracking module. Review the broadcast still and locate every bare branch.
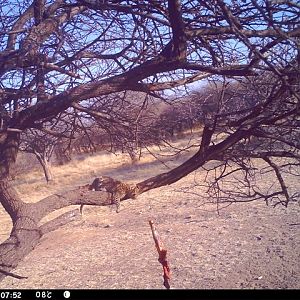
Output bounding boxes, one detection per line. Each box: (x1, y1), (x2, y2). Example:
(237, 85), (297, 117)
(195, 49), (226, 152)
(263, 157), (290, 206)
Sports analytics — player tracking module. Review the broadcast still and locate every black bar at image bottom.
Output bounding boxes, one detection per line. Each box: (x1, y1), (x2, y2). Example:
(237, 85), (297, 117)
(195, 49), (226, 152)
(0, 290), (119, 300)
(0, 289), (298, 300)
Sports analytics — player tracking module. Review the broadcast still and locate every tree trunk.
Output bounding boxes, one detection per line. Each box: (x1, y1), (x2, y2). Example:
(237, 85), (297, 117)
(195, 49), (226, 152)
(34, 151), (53, 182)
(0, 189), (41, 281)
(0, 132), (42, 280)
(43, 160), (53, 183)
(128, 150), (140, 164)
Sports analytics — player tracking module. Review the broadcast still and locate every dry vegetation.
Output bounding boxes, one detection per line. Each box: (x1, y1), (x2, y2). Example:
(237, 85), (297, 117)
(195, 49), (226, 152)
(0, 135), (299, 289)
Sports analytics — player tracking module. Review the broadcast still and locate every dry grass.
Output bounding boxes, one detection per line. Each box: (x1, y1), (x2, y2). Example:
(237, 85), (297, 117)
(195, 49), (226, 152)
(0, 135), (197, 242)
(12, 133), (201, 202)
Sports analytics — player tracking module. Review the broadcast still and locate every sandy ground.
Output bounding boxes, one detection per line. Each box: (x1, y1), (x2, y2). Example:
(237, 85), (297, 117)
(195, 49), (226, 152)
(0, 145), (299, 289)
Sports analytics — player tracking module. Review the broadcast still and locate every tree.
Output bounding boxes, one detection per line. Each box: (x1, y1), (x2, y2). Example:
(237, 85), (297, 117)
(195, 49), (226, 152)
(71, 91), (162, 162)
(20, 114), (77, 179)
(20, 129), (56, 182)
(0, 0), (299, 280)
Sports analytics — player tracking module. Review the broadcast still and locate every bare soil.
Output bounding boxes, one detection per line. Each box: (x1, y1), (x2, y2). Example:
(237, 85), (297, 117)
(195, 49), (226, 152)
(0, 147), (299, 289)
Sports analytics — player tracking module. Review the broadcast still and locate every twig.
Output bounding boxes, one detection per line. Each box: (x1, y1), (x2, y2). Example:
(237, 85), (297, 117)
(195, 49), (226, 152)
(0, 268), (28, 279)
(149, 220), (171, 289)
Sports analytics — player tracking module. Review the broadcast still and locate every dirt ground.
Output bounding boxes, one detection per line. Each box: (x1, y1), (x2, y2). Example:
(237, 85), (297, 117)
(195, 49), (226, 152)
(0, 147), (299, 289)
(1, 179), (299, 289)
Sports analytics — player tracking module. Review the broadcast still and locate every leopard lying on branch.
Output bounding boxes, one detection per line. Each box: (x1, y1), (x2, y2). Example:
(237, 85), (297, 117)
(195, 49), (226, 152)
(80, 176), (138, 214)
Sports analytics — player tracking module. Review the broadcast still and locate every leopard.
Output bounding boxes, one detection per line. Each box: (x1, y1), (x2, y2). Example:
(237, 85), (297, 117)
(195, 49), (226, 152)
(80, 176), (138, 214)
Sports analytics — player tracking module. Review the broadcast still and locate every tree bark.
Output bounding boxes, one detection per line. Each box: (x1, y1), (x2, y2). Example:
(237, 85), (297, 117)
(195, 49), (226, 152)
(0, 132), (22, 219)
(34, 151), (53, 182)
(0, 132), (41, 280)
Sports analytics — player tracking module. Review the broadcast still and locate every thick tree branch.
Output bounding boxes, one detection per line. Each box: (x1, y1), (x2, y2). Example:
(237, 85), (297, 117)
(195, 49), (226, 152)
(137, 128), (253, 193)
(1, 4), (86, 75)
(182, 63), (258, 76)
(143, 72), (210, 91)
(186, 27), (300, 39)
(6, 3), (34, 50)
(167, 0), (187, 60)
(33, 188), (111, 221)
(39, 209), (81, 235)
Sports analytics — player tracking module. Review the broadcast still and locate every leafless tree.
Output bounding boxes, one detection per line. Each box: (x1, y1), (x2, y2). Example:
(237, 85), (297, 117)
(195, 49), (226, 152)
(20, 129), (56, 182)
(178, 76), (300, 209)
(72, 91), (161, 162)
(20, 113), (77, 179)
(0, 0), (299, 280)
